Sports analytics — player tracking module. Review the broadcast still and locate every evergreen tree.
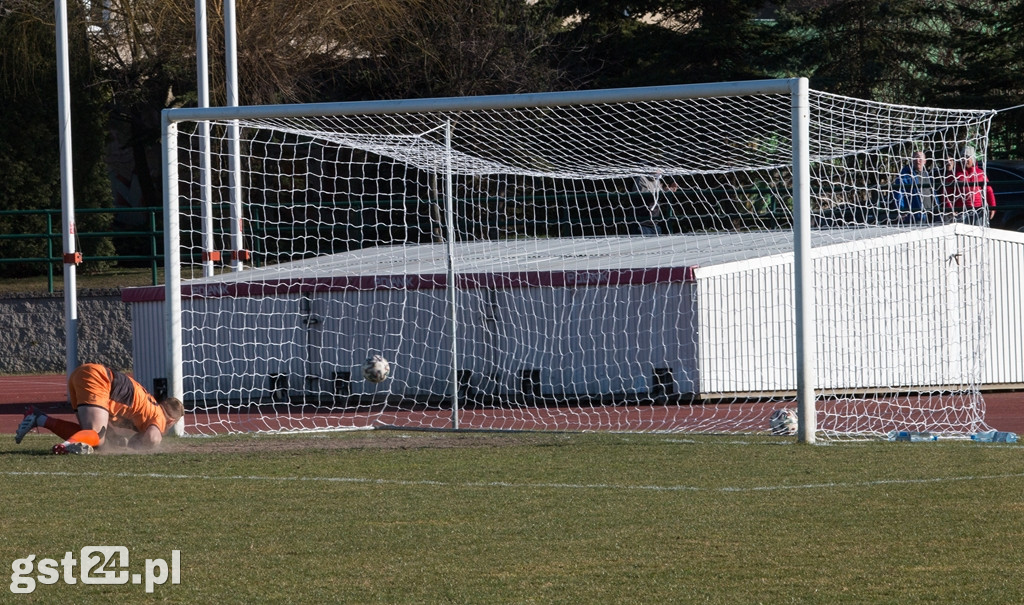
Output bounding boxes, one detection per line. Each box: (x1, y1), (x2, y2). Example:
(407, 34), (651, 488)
(540, 0), (789, 89)
(0, 1), (111, 278)
(775, 0), (945, 104)
(935, 1), (1024, 158)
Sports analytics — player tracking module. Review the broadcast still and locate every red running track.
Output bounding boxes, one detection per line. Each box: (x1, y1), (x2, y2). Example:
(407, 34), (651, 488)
(1, 374), (1021, 436)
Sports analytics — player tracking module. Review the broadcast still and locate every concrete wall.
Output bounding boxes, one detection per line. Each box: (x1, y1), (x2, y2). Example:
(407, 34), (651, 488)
(0, 290), (132, 374)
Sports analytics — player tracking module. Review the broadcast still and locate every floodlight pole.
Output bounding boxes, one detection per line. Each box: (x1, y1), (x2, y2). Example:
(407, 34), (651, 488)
(224, 0), (244, 271)
(55, 0), (79, 377)
(791, 77), (816, 444)
(196, 0), (215, 277)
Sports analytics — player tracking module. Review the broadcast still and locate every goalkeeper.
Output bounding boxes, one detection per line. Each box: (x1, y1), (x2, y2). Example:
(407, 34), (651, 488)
(14, 363), (184, 454)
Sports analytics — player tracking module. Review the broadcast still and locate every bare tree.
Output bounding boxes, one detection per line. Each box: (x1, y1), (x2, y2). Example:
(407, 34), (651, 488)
(77, 0), (410, 228)
(199, 0), (408, 105)
(349, 0), (566, 99)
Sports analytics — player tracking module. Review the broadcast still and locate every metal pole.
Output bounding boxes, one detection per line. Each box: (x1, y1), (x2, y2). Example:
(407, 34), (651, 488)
(167, 79), (800, 123)
(196, 0), (215, 277)
(444, 119), (459, 429)
(791, 77), (816, 444)
(163, 113), (184, 436)
(224, 0), (244, 271)
(55, 0), (79, 377)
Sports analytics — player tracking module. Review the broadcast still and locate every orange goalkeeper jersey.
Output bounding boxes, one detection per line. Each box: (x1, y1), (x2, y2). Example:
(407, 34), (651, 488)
(68, 363), (170, 434)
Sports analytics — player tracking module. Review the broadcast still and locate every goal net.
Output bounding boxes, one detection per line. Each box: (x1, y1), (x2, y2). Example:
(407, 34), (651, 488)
(155, 78), (996, 439)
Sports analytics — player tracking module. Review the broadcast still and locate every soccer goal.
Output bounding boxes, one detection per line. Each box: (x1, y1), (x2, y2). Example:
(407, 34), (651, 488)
(152, 78), (996, 440)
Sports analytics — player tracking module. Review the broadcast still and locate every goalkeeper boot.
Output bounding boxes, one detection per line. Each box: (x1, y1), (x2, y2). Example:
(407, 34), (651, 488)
(14, 406), (43, 444)
(52, 441), (94, 455)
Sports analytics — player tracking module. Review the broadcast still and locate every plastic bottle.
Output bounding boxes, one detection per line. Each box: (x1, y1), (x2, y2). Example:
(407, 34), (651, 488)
(971, 430), (997, 442)
(971, 430), (1018, 443)
(994, 431), (1018, 443)
(887, 430), (937, 442)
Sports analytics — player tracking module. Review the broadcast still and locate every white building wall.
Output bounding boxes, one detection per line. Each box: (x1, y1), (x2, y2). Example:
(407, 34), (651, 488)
(985, 230), (1024, 386)
(129, 300), (166, 394)
(313, 288), (452, 396)
(183, 295), (309, 402)
(311, 282), (699, 398)
(478, 282), (698, 396)
(813, 233), (976, 389)
(695, 261), (794, 394)
(128, 226), (1024, 401)
(693, 226), (1011, 394)
(130, 280), (699, 402)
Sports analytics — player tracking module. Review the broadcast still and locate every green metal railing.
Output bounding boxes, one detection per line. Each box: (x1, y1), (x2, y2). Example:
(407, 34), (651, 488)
(0, 206), (163, 292)
(0, 188), (789, 293)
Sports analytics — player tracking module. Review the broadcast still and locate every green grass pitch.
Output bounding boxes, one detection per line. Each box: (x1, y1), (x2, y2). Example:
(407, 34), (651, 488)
(2, 430), (1022, 603)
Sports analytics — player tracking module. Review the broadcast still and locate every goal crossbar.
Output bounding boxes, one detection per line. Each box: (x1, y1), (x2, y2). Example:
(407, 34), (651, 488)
(164, 79), (801, 123)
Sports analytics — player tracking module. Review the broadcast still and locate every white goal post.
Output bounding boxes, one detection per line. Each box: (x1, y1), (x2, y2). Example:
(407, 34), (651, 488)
(153, 77), (996, 441)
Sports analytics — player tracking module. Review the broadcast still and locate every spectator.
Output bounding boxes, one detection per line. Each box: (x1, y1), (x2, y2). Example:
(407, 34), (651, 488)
(944, 147), (996, 226)
(631, 172), (676, 235)
(893, 151), (937, 224)
(14, 363), (184, 454)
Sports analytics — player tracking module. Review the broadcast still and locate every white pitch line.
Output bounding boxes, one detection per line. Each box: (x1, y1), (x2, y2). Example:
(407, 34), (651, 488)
(3, 470), (1024, 493)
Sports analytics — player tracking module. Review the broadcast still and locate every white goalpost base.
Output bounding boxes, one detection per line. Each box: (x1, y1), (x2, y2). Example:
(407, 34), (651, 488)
(140, 78), (995, 440)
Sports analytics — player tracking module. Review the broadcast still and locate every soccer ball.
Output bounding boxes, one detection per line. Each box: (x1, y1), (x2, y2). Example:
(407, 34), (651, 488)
(769, 408), (798, 436)
(362, 355), (390, 383)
